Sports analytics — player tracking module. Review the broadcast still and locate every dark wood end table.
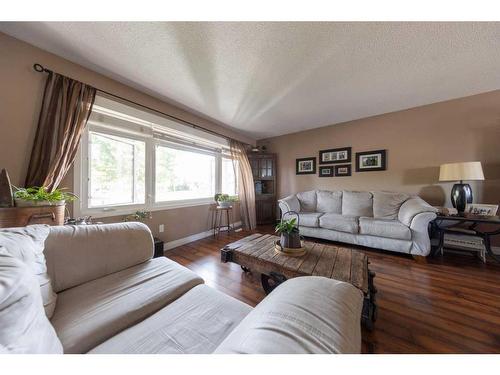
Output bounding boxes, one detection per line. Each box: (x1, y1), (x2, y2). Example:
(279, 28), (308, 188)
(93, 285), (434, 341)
(431, 214), (500, 263)
(220, 233), (377, 330)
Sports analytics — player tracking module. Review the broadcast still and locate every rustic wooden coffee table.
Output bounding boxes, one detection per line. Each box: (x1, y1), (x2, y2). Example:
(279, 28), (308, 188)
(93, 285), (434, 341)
(221, 233), (377, 329)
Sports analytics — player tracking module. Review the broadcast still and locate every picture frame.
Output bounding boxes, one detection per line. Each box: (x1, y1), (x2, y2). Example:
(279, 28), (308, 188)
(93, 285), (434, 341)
(355, 149), (387, 172)
(334, 164), (352, 177)
(466, 204), (498, 217)
(296, 157), (316, 175)
(318, 166), (334, 177)
(319, 147), (351, 164)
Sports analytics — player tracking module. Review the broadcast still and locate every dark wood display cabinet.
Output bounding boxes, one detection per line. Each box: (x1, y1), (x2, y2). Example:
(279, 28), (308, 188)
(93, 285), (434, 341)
(248, 152), (277, 225)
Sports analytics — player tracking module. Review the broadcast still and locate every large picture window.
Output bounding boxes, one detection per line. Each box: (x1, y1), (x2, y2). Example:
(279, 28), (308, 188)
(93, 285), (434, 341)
(75, 94), (238, 217)
(89, 131), (145, 207)
(155, 145), (215, 202)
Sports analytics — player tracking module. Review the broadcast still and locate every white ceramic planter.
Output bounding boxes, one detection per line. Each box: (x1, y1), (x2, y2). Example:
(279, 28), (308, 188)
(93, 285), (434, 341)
(217, 201), (232, 208)
(15, 198), (65, 207)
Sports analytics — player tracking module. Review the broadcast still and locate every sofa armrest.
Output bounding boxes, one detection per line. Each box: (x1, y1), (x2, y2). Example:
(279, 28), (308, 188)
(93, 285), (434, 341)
(44, 222), (154, 292)
(278, 195), (300, 217)
(398, 197), (437, 227)
(214, 276), (363, 354)
(409, 212), (437, 256)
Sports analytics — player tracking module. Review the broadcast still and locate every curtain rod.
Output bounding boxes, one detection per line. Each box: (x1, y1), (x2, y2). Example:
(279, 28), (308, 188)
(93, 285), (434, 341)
(33, 63), (241, 144)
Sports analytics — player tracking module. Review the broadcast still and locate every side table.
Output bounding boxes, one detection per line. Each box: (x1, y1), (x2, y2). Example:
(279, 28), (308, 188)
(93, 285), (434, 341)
(212, 205), (234, 237)
(431, 214), (500, 263)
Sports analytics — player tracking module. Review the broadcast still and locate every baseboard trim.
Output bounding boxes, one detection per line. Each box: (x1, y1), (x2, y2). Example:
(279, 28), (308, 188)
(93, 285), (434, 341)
(163, 221), (242, 252)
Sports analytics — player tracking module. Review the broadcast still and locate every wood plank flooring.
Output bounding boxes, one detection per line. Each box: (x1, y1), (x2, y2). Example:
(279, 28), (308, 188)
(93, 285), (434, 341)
(166, 225), (500, 353)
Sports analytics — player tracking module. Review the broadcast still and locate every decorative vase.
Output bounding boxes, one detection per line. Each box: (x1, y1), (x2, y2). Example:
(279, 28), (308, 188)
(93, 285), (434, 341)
(218, 201), (231, 208)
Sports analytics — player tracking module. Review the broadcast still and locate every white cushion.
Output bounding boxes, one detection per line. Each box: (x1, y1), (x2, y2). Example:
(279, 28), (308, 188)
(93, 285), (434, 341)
(89, 285), (252, 354)
(296, 190), (317, 212)
(0, 225), (57, 318)
(214, 277), (363, 354)
(372, 191), (409, 219)
(45, 222), (154, 292)
(51, 257), (203, 353)
(342, 191), (373, 217)
(359, 217), (411, 240)
(0, 249), (63, 353)
(319, 213), (359, 233)
(298, 212), (324, 228)
(316, 190), (342, 213)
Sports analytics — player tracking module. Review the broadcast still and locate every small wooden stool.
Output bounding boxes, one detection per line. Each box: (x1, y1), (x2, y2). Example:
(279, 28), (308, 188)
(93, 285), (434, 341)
(212, 205), (234, 237)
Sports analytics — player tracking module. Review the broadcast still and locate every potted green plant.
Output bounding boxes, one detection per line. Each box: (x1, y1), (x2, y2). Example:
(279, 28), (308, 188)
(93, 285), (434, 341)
(214, 193), (238, 208)
(275, 216), (301, 249)
(124, 210), (152, 222)
(12, 186), (78, 207)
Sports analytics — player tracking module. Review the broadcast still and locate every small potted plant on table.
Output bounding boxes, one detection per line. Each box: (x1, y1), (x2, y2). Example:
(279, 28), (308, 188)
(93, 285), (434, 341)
(214, 193), (238, 208)
(13, 186), (77, 207)
(275, 212), (303, 250)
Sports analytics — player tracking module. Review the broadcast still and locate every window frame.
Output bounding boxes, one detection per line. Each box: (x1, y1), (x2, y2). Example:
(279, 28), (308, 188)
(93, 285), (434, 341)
(74, 112), (238, 218)
(152, 139), (219, 210)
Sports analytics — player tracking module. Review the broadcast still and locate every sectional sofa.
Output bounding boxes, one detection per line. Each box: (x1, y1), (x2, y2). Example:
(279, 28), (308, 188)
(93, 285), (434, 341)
(0, 222), (363, 354)
(279, 190), (437, 256)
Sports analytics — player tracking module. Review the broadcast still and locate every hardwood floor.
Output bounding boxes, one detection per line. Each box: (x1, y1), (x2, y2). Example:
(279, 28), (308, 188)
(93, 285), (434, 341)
(166, 225), (500, 353)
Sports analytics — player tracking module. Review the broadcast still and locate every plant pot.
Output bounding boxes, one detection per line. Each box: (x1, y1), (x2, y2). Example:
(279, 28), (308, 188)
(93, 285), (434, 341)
(280, 231), (301, 249)
(217, 201), (232, 208)
(14, 198), (65, 207)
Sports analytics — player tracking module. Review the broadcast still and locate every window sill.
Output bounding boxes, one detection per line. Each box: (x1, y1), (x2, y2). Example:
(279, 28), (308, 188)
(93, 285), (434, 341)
(74, 199), (217, 219)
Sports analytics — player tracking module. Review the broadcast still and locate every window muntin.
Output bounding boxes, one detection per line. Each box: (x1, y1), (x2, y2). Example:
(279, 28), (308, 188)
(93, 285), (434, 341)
(89, 131), (145, 207)
(155, 145), (216, 202)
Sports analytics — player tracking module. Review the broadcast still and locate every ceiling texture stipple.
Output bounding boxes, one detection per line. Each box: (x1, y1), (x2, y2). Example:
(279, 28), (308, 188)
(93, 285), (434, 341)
(1, 22), (499, 139)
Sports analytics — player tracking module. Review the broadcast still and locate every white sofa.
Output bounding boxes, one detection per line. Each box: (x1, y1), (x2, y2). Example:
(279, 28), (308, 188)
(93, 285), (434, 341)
(279, 190), (437, 256)
(0, 223), (363, 354)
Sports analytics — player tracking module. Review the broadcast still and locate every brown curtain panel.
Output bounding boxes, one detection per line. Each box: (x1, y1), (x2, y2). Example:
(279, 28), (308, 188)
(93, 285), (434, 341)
(25, 72), (96, 191)
(230, 140), (256, 230)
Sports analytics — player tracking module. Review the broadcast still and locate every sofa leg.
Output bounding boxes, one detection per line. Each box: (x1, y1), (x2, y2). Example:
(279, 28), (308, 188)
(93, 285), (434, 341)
(412, 255), (427, 264)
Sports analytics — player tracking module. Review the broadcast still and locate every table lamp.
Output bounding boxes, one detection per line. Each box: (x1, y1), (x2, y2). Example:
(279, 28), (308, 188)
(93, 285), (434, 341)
(439, 161), (484, 214)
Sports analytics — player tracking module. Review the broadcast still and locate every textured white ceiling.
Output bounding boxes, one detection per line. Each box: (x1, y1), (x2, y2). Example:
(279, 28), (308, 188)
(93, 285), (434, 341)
(1, 22), (499, 139)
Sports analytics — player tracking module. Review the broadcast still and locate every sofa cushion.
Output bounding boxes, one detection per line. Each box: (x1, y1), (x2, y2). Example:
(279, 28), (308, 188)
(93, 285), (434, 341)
(316, 190), (342, 213)
(319, 213), (359, 234)
(359, 217), (411, 240)
(214, 276), (363, 354)
(298, 212), (324, 228)
(296, 190), (317, 212)
(0, 249), (63, 354)
(89, 285), (252, 354)
(372, 191), (409, 219)
(0, 225), (57, 318)
(342, 191), (373, 217)
(45, 222), (154, 293)
(51, 257), (203, 353)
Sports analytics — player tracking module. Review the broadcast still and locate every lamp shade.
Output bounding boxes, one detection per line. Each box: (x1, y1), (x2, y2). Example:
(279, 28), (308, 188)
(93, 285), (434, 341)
(439, 161), (484, 182)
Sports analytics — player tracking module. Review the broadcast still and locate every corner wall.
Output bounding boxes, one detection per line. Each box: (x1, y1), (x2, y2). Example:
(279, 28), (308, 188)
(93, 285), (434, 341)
(258, 90), (500, 209)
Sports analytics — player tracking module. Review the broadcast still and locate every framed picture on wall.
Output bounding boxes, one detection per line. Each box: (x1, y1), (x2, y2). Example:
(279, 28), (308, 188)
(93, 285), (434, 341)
(319, 166), (334, 177)
(355, 150), (387, 172)
(319, 147), (351, 164)
(334, 164), (351, 177)
(296, 157), (316, 175)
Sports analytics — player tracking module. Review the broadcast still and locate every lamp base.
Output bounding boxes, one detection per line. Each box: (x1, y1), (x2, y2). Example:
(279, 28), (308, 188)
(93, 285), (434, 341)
(451, 183), (473, 214)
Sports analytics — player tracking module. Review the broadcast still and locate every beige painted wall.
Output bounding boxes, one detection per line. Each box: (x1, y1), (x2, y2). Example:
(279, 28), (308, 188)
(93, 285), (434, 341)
(258, 90), (500, 210)
(0, 33), (247, 242)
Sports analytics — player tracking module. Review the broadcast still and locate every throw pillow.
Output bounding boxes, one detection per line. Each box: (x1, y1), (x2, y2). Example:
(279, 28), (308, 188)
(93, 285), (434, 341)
(0, 225), (57, 318)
